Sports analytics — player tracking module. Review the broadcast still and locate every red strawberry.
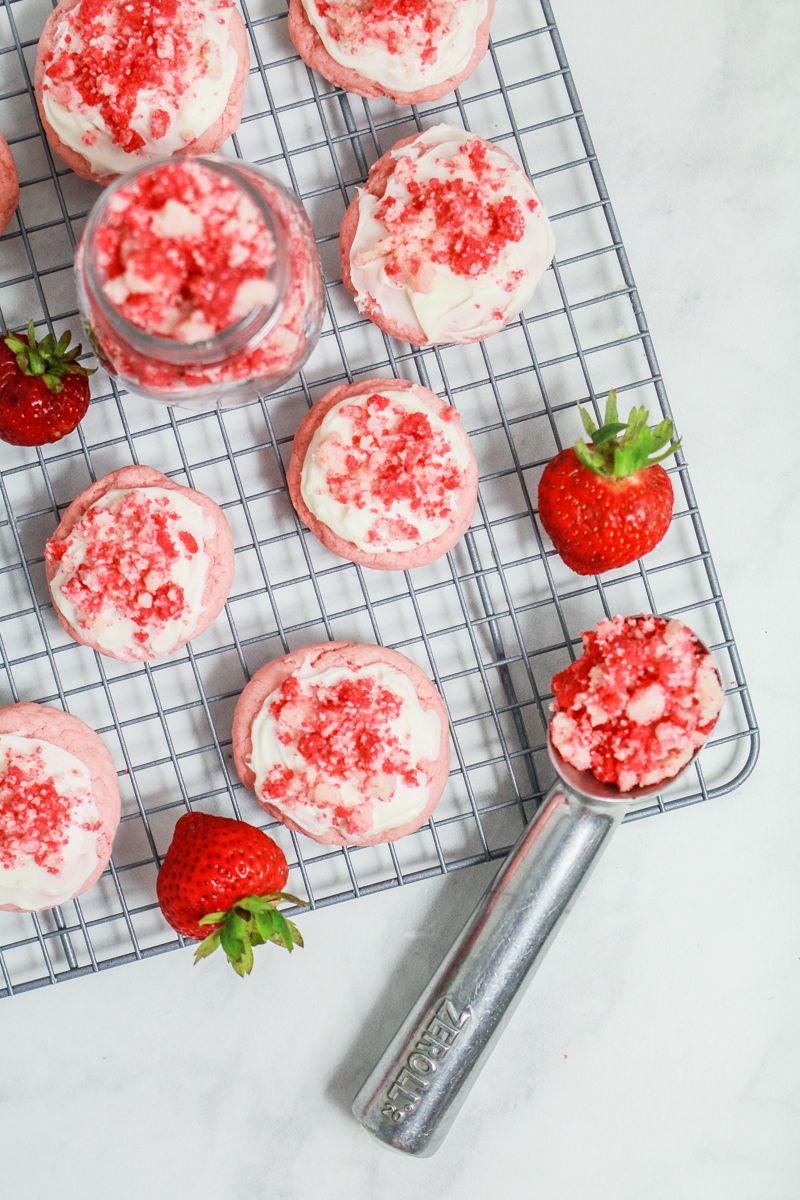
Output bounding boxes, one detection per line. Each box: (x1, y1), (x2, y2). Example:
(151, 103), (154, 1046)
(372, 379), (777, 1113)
(538, 392), (680, 575)
(0, 321), (94, 446)
(156, 812), (306, 976)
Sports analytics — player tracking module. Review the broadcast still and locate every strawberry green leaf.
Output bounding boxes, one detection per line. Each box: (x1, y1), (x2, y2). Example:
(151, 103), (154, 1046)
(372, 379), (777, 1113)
(578, 405), (598, 439)
(254, 909), (275, 943)
(220, 923), (244, 963)
(603, 390), (620, 426)
(193, 930), (221, 963)
(4, 322), (95, 392)
(590, 421), (627, 446)
(271, 910), (297, 952)
(197, 911), (227, 927)
(285, 919), (305, 949)
(573, 391), (680, 479)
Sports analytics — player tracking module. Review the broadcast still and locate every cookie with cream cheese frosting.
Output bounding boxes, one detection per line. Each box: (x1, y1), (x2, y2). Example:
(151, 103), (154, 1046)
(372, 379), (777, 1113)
(340, 124), (555, 347)
(0, 703), (120, 913)
(45, 466), (235, 663)
(288, 378), (478, 570)
(232, 641), (451, 846)
(288, 0), (496, 105)
(34, 0), (249, 185)
(0, 134), (19, 234)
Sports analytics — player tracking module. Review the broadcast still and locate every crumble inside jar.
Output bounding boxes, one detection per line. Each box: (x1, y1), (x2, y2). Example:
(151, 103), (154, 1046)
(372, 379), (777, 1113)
(95, 159), (277, 344)
(78, 157), (323, 397)
(550, 615), (724, 792)
(301, 389), (470, 552)
(41, 0), (239, 173)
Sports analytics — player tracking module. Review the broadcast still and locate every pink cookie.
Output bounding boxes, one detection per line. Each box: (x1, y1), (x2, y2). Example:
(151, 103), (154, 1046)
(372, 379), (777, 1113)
(0, 702), (120, 913)
(340, 124), (556, 347)
(45, 466), (235, 663)
(34, 0), (249, 186)
(232, 641), (451, 846)
(288, 0), (496, 105)
(288, 377), (478, 570)
(0, 134), (19, 234)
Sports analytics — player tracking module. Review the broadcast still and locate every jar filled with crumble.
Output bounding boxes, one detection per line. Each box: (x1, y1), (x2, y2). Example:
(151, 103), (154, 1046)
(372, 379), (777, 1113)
(75, 156), (324, 410)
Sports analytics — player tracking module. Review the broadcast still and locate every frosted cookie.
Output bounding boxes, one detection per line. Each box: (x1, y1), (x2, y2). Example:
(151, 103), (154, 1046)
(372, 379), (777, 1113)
(287, 378), (478, 570)
(288, 0), (496, 105)
(45, 466), (235, 663)
(34, 0), (249, 185)
(550, 615), (724, 794)
(340, 124), (555, 346)
(0, 134), (19, 234)
(232, 641), (450, 846)
(0, 703), (120, 913)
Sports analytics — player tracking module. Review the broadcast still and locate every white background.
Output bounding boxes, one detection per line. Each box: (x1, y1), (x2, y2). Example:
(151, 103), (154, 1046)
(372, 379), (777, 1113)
(3, 2), (799, 1197)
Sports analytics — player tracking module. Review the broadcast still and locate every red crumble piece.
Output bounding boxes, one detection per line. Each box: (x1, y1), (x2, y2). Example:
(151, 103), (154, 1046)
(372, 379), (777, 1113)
(308, 0), (443, 62)
(550, 615), (725, 793)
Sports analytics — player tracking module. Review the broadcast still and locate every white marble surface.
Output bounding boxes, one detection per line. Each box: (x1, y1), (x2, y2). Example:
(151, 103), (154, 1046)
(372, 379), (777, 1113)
(3, 2), (800, 1197)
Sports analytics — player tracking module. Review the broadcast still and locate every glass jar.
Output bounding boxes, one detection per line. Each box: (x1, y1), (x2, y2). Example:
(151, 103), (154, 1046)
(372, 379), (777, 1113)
(75, 156), (324, 411)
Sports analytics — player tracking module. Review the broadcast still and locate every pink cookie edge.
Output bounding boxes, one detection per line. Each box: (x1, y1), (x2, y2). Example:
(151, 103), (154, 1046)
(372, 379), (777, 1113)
(231, 640), (451, 847)
(34, 0), (249, 186)
(44, 466), (235, 663)
(287, 0), (496, 104)
(287, 377), (478, 570)
(0, 134), (19, 234)
(0, 701), (121, 912)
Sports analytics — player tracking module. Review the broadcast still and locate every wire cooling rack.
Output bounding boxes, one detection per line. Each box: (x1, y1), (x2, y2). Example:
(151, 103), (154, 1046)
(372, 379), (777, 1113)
(0, 0), (759, 998)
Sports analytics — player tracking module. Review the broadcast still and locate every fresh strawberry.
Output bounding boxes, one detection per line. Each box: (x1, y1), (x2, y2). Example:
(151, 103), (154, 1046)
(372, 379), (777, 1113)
(537, 392), (681, 575)
(156, 812), (306, 977)
(0, 321), (94, 446)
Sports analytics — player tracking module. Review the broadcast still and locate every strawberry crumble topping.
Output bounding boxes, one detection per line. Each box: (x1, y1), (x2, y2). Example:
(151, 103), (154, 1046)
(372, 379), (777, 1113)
(41, 0), (238, 164)
(95, 161), (277, 343)
(550, 615), (724, 793)
(311, 0), (446, 64)
(250, 659), (441, 841)
(46, 487), (211, 657)
(303, 390), (469, 551)
(376, 140), (527, 285)
(0, 741), (98, 875)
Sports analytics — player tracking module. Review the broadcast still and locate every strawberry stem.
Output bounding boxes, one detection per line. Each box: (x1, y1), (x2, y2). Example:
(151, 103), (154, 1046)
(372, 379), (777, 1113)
(3, 321), (95, 396)
(575, 391), (681, 478)
(193, 892), (308, 977)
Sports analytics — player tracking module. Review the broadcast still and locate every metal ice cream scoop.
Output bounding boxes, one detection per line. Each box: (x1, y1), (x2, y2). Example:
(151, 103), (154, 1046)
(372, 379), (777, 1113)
(352, 725), (708, 1156)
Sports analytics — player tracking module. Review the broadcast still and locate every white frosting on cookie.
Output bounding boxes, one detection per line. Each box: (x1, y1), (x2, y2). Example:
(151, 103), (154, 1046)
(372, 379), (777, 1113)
(349, 124), (555, 345)
(300, 0), (488, 94)
(48, 487), (214, 660)
(0, 734), (102, 911)
(300, 387), (472, 553)
(249, 660), (442, 841)
(40, 0), (239, 176)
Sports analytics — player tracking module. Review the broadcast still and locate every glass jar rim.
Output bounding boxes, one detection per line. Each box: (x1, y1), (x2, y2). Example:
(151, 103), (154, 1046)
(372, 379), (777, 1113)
(80, 155), (288, 367)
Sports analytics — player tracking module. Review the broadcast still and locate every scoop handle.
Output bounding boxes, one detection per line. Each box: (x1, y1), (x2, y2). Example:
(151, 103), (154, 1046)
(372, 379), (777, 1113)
(352, 783), (625, 1156)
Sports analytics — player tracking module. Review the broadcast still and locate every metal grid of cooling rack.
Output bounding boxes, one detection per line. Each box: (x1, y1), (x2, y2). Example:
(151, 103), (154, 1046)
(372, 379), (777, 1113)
(0, 0), (759, 998)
